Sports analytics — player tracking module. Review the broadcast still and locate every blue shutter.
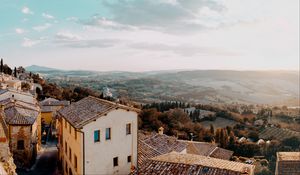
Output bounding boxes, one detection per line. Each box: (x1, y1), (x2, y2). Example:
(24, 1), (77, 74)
(94, 130), (99, 142)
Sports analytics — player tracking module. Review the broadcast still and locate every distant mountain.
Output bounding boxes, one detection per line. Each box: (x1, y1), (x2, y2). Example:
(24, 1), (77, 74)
(26, 65), (60, 72)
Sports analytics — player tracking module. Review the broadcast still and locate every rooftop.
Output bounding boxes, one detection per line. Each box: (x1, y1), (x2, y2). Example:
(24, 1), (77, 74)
(179, 140), (233, 160)
(0, 113), (8, 140)
(58, 96), (139, 129)
(277, 152), (300, 161)
(40, 98), (70, 107)
(139, 152), (255, 175)
(138, 132), (187, 166)
(0, 99), (40, 125)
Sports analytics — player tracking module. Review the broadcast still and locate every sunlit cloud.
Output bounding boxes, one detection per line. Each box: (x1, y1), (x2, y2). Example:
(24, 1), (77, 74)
(21, 6), (34, 15)
(22, 38), (40, 47)
(32, 23), (52, 32)
(15, 28), (25, 34)
(42, 13), (54, 19)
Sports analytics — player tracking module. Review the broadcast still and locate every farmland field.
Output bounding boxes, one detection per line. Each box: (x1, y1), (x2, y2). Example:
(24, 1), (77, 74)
(259, 127), (300, 141)
(200, 117), (238, 129)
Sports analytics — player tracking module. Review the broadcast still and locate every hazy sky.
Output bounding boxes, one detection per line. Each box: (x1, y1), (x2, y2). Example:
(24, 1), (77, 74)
(0, 0), (299, 71)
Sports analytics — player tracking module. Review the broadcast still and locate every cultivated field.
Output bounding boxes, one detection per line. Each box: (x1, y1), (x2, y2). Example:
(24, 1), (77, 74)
(259, 127), (300, 141)
(200, 117), (238, 129)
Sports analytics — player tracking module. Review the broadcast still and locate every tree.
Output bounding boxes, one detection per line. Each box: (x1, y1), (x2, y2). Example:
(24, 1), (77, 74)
(210, 124), (214, 134)
(248, 131), (259, 142)
(0, 58), (3, 72)
(21, 82), (31, 91)
(14, 67), (17, 77)
(228, 131), (236, 150)
(215, 129), (221, 144)
(220, 129), (229, 148)
(3, 64), (12, 75)
(282, 137), (300, 149)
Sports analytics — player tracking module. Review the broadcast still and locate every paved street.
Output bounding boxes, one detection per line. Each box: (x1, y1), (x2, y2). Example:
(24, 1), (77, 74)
(17, 141), (60, 175)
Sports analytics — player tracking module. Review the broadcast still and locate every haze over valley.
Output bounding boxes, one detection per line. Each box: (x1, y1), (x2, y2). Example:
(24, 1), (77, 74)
(27, 65), (300, 106)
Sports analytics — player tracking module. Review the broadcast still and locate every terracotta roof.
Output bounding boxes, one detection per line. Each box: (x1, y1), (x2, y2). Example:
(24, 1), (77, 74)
(276, 152), (300, 175)
(58, 96), (139, 129)
(0, 112), (8, 140)
(40, 98), (70, 107)
(3, 106), (38, 125)
(0, 99), (40, 125)
(179, 140), (233, 160)
(138, 132), (187, 167)
(138, 152), (255, 175)
(209, 147), (234, 160)
(277, 152), (300, 161)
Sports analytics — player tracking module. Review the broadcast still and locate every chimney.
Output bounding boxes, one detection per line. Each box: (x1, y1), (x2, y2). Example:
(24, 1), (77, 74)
(0, 104), (4, 111)
(11, 94), (16, 104)
(158, 127), (164, 135)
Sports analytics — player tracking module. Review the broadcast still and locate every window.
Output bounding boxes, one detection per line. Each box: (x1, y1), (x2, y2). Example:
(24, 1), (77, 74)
(74, 155), (78, 171)
(126, 123), (131, 135)
(17, 140), (25, 150)
(127, 156), (132, 163)
(65, 142), (67, 154)
(113, 157), (118, 167)
(94, 130), (100, 142)
(106, 128), (111, 140)
(69, 148), (72, 162)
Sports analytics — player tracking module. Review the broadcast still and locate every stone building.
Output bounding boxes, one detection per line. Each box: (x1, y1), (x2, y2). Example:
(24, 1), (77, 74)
(0, 112), (16, 175)
(275, 152), (300, 175)
(57, 96), (139, 175)
(0, 98), (41, 168)
(40, 98), (70, 126)
(138, 152), (255, 175)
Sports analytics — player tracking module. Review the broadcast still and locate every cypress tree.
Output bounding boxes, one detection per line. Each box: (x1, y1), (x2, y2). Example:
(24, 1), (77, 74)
(210, 124), (214, 134)
(0, 58), (3, 72)
(228, 131), (236, 150)
(220, 129), (225, 148)
(215, 129), (221, 144)
(14, 67), (17, 77)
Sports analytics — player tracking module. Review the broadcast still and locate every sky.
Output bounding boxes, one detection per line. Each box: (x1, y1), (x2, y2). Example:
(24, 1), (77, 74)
(0, 0), (299, 72)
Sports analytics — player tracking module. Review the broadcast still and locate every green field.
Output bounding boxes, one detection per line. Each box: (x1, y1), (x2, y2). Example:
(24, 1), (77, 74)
(200, 117), (238, 129)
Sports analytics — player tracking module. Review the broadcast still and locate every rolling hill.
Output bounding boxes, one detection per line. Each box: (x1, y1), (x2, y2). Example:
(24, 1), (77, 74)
(27, 65), (300, 105)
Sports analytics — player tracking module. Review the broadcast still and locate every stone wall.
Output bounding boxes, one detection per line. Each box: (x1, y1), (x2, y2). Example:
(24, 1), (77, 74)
(0, 142), (16, 175)
(9, 125), (37, 168)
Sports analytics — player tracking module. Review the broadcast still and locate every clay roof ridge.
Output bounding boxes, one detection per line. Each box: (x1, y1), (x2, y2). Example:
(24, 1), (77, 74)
(139, 138), (165, 155)
(208, 147), (219, 157)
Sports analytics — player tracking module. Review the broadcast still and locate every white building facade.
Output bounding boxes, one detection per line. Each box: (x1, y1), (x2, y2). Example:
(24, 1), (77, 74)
(83, 109), (138, 175)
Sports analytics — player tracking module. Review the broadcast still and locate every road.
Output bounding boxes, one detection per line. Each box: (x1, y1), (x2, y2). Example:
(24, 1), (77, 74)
(17, 141), (60, 175)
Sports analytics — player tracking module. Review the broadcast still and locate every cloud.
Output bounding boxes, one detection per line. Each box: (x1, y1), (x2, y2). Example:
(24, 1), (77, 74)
(81, 16), (138, 30)
(84, 0), (227, 32)
(42, 13), (54, 19)
(129, 42), (239, 57)
(55, 31), (120, 48)
(56, 31), (82, 41)
(22, 6), (34, 15)
(66, 17), (79, 22)
(33, 23), (52, 32)
(15, 28), (25, 34)
(22, 38), (40, 47)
